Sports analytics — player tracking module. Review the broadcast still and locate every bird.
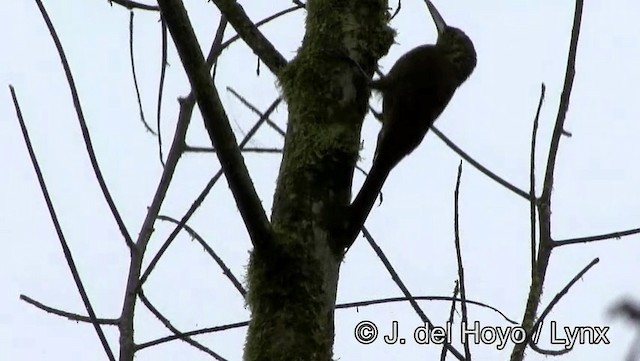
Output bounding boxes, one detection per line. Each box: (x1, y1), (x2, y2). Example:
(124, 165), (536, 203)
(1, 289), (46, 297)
(346, 0), (477, 245)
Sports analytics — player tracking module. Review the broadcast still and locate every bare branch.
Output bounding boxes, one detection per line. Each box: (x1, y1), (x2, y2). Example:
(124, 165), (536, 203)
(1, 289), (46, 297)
(129, 11), (156, 134)
(157, 0), (273, 248)
(137, 321), (248, 350)
(11, 84), (115, 361)
(226, 88), (375, 186)
(156, 15), (170, 165)
(226, 87), (285, 137)
(20, 295), (119, 325)
(431, 126), (532, 201)
(214, 3), (303, 61)
(120, 77), (202, 361)
(453, 163), (471, 360)
(209, 0), (288, 74)
(361, 227), (466, 360)
(138, 290), (226, 359)
(390, 0), (401, 20)
(540, 0), (583, 203)
(441, 282), (460, 361)
(555, 226), (640, 246)
(157, 215), (246, 297)
(528, 258), (599, 354)
(34, 0), (136, 251)
(529, 83), (545, 276)
(336, 295), (517, 325)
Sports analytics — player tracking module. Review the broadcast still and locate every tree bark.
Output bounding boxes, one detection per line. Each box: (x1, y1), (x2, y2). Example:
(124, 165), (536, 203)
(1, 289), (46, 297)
(243, 1), (394, 360)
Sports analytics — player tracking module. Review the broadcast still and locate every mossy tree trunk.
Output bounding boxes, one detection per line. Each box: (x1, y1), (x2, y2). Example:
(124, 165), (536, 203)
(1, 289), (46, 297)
(243, 1), (393, 360)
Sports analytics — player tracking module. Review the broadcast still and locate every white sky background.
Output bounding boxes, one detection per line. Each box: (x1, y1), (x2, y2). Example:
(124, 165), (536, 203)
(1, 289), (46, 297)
(2, 0), (640, 360)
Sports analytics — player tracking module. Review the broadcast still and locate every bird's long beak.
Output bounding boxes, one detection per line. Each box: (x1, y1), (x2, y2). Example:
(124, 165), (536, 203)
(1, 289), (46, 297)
(424, 0), (447, 36)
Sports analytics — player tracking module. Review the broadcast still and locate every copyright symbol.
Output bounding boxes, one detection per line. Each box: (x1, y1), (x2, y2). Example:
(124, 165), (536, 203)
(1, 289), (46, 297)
(354, 321), (378, 344)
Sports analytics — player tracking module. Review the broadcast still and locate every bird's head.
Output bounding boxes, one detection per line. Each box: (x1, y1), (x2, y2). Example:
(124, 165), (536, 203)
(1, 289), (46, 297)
(425, 0), (477, 84)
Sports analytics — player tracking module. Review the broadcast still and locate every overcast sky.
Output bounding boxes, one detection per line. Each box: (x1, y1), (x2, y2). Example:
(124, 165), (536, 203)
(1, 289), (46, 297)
(2, 1), (640, 360)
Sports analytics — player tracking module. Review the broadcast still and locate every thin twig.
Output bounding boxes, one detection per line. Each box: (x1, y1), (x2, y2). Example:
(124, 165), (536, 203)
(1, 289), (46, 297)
(540, 0), (583, 203)
(390, 0), (402, 20)
(156, 15), (169, 165)
(20, 295), (119, 325)
(453, 162), (471, 360)
(136, 321), (249, 350)
(529, 83), (545, 277)
(528, 258), (599, 353)
(441, 282), (460, 361)
(129, 11), (156, 134)
(11, 84), (115, 361)
(226, 87), (285, 137)
(361, 227), (466, 360)
(209, 0), (288, 74)
(34, 0), (136, 251)
(157, 215), (246, 297)
(210, 4), (303, 69)
(336, 295), (517, 324)
(431, 126), (532, 201)
(555, 226), (640, 246)
(138, 290), (226, 359)
(227, 88), (372, 180)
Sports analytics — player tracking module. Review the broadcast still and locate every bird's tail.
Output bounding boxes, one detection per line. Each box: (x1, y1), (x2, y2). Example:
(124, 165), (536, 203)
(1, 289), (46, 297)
(345, 150), (394, 245)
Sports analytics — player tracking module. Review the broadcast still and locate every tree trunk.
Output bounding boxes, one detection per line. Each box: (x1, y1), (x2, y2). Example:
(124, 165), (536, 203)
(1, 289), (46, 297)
(243, 1), (394, 360)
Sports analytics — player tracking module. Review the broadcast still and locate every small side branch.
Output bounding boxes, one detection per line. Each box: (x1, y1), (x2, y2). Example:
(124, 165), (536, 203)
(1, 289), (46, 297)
(527, 258), (599, 355)
(20, 295), (119, 325)
(209, 0), (288, 74)
(336, 296), (517, 324)
(136, 321), (248, 350)
(129, 11), (156, 134)
(431, 126), (532, 201)
(441, 282), (460, 361)
(156, 15), (170, 165)
(138, 290), (227, 360)
(453, 163), (471, 360)
(362, 227), (466, 361)
(540, 0), (583, 203)
(157, 215), (246, 297)
(555, 226), (640, 246)
(211, 3), (303, 64)
(529, 83), (545, 276)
